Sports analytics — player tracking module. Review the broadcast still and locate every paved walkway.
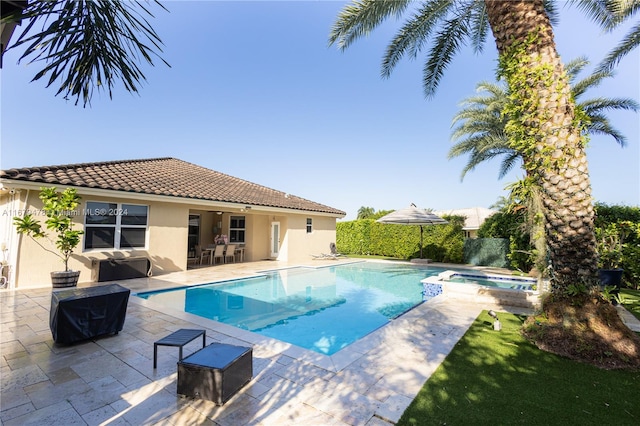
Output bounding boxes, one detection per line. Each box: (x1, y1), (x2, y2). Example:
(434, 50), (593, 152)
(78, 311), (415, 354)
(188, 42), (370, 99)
(1, 260), (635, 425)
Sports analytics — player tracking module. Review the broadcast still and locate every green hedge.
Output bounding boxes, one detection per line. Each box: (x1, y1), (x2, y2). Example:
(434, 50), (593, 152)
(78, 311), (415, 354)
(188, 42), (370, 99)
(336, 216), (465, 262)
(473, 203), (640, 286)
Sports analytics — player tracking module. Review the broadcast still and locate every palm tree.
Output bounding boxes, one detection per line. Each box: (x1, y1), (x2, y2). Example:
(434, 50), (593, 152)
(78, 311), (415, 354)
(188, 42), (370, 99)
(489, 195), (509, 211)
(357, 206), (376, 219)
(449, 57), (639, 181)
(1, 0), (169, 107)
(329, 0), (640, 367)
(330, 0), (599, 291)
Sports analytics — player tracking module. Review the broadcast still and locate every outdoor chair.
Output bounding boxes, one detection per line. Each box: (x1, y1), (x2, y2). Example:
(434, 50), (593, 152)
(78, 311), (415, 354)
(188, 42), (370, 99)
(187, 250), (199, 266)
(329, 243), (346, 257)
(224, 244), (236, 263)
(312, 243), (346, 260)
(195, 245), (210, 265)
(212, 245), (225, 265)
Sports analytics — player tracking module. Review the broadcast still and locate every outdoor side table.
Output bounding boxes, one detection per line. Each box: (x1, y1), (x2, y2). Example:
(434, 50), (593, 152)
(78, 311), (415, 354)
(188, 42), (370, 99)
(177, 342), (253, 405)
(154, 329), (206, 369)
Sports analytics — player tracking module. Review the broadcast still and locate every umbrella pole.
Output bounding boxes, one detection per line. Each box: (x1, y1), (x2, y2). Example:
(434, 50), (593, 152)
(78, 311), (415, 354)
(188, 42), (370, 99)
(420, 225), (423, 259)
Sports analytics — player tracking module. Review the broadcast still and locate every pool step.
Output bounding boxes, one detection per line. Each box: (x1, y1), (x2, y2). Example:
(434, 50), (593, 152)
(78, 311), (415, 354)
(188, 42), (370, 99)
(442, 282), (540, 309)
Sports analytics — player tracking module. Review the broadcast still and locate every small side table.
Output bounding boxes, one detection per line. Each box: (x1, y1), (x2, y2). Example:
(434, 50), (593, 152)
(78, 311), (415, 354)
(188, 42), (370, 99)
(154, 329), (206, 369)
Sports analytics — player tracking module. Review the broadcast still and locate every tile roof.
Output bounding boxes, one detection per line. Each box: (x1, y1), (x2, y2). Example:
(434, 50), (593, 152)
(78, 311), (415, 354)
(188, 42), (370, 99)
(0, 157), (346, 216)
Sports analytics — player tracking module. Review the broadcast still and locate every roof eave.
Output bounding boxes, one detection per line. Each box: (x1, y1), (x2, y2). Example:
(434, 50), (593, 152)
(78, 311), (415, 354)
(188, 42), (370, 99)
(0, 179), (345, 217)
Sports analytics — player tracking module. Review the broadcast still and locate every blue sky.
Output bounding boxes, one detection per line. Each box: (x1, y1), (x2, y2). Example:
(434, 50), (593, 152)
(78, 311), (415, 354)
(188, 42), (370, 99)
(1, 1), (638, 221)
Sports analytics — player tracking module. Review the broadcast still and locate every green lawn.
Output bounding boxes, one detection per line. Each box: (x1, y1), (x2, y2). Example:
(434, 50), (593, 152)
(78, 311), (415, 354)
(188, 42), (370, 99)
(621, 289), (640, 322)
(398, 309), (640, 426)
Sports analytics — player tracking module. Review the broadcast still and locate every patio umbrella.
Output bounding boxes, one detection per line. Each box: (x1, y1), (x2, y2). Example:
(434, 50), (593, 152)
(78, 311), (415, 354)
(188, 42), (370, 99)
(376, 203), (448, 259)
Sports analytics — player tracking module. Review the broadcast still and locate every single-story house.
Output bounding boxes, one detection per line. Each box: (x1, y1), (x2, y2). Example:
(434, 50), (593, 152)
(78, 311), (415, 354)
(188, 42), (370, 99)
(0, 157), (346, 289)
(434, 207), (497, 238)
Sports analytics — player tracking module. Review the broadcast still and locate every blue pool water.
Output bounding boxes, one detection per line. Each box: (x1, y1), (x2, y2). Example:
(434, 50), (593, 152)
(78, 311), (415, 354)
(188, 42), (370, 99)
(136, 262), (446, 355)
(447, 273), (534, 290)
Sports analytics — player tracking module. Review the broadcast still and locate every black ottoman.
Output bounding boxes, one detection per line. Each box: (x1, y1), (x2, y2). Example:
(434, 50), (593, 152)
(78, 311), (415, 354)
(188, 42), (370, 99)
(177, 342), (252, 405)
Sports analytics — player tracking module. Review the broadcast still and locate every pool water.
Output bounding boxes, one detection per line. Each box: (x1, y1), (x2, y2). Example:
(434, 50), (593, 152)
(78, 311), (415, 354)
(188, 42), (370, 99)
(447, 274), (534, 290)
(136, 262), (445, 355)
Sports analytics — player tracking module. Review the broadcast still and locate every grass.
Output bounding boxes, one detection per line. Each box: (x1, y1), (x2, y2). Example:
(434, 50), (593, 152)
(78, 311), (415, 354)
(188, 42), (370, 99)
(621, 289), (640, 322)
(397, 310), (640, 426)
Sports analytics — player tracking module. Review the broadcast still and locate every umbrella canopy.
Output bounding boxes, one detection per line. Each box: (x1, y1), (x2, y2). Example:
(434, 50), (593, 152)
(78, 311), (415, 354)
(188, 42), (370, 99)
(376, 204), (448, 258)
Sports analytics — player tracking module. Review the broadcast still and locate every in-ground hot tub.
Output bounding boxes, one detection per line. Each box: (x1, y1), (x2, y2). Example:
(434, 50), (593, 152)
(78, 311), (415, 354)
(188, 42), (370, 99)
(422, 270), (541, 308)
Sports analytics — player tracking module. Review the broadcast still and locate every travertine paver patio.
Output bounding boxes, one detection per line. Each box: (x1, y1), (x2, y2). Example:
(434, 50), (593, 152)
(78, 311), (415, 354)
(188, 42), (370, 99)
(3, 260), (614, 425)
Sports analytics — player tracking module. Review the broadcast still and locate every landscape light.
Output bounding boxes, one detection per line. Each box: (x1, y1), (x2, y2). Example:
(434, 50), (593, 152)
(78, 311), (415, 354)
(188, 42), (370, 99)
(488, 310), (501, 331)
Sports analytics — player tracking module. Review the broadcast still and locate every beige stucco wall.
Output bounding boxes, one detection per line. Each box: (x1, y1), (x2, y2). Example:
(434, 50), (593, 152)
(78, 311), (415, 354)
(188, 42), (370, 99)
(283, 214), (337, 262)
(7, 192), (191, 289)
(248, 214), (271, 261)
(2, 186), (340, 289)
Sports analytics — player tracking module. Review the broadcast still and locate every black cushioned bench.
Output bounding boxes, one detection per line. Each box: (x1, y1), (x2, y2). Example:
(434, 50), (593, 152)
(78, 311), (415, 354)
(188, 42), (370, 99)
(177, 342), (253, 405)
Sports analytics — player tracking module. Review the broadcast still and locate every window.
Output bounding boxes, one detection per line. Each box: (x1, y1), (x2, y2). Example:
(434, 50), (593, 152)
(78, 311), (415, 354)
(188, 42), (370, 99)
(84, 202), (148, 250)
(306, 218), (313, 233)
(229, 216), (245, 243)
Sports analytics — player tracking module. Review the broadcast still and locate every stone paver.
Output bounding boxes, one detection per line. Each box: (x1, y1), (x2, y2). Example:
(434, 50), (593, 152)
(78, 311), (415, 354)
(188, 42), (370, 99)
(1, 260), (548, 425)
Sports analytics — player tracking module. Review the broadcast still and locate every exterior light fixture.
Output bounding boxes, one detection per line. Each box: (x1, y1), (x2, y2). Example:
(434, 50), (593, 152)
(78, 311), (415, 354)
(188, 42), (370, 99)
(488, 310), (501, 331)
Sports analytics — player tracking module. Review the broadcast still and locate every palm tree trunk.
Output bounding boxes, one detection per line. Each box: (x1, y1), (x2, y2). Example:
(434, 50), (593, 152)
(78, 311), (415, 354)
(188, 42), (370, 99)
(484, 0), (599, 292)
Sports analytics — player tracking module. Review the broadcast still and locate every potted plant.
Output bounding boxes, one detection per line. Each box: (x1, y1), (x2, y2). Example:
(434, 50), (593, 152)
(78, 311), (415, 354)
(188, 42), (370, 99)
(13, 187), (84, 288)
(214, 234), (228, 245)
(595, 223), (629, 300)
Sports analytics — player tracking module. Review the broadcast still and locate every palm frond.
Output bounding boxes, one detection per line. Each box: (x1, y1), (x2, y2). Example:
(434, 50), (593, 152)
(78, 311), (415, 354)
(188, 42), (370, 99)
(463, 144), (514, 180)
(570, 70), (615, 97)
(596, 20), (640, 73)
(586, 112), (628, 146)
(423, 16), (470, 98)
(381, 0), (452, 78)
(467, 0), (490, 53)
(328, 0), (412, 50)
(568, 0), (619, 28)
(498, 152), (522, 179)
(7, 0), (169, 107)
(580, 97), (640, 114)
(543, 0), (561, 25)
(564, 56), (589, 80)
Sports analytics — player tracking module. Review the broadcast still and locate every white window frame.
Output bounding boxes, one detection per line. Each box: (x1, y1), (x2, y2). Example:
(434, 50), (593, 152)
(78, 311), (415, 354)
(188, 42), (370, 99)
(229, 215), (246, 243)
(84, 201), (149, 251)
(306, 218), (313, 234)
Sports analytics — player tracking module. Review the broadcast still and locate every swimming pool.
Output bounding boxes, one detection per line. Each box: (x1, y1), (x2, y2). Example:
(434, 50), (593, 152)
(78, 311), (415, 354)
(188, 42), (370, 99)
(136, 262), (446, 355)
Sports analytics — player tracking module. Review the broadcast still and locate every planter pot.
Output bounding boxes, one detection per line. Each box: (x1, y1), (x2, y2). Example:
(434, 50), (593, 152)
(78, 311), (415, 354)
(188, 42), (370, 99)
(598, 268), (624, 287)
(598, 269), (623, 305)
(51, 270), (80, 288)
